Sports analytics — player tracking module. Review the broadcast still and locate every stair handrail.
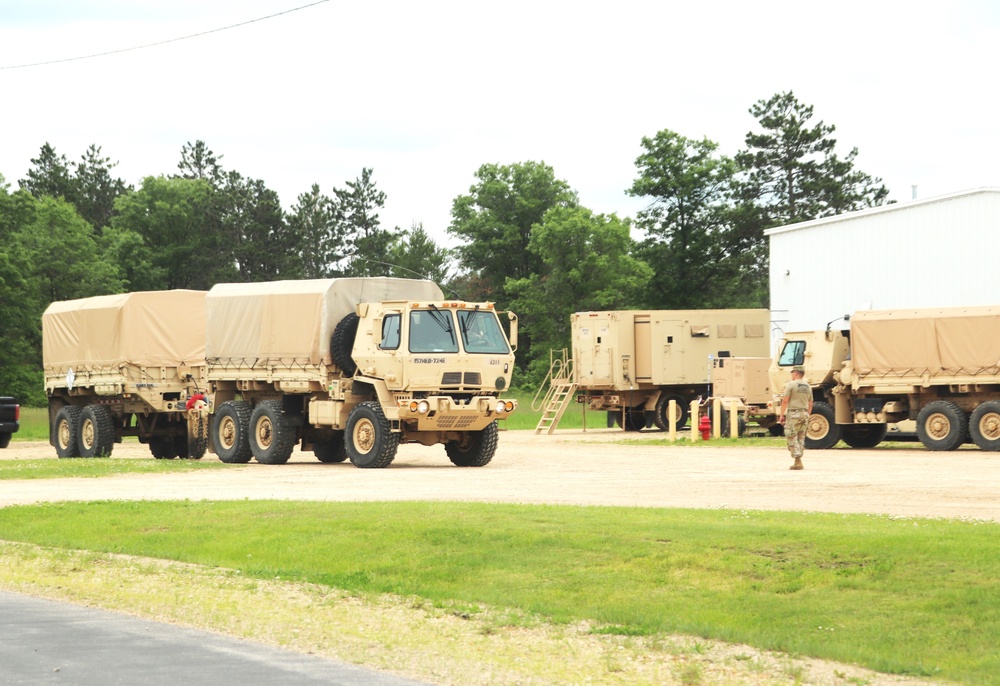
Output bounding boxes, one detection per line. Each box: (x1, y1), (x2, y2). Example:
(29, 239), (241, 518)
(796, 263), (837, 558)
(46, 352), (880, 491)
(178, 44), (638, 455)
(532, 349), (574, 412)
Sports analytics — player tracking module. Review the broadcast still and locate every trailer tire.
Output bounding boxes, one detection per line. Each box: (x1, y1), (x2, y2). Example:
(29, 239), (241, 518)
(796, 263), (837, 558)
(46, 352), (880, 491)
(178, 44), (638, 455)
(767, 424), (785, 437)
(719, 409), (748, 438)
(970, 401), (1000, 451)
(54, 405), (82, 458)
(917, 400), (968, 451)
(614, 406), (646, 432)
(346, 401), (398, 468)
(213, 400), (253, 463)
(331, 313), (360, 377)
(315, 432), (348, 463)
(654, 394), (688, 431)
(841, 423), (887, 449)
(804, 401), (840, 449)
(250, 400), (297, 465)
(79, 405), (115, 457)
(446, 421), (498, 467)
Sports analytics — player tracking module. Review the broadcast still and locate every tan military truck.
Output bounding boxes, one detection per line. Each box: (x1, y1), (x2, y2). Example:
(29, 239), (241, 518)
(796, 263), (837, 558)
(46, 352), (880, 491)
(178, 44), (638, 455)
(205, 277), (518, 467)
(42, 291), (210, 459)
(572, 309), (771, 430)
(770, 305), (1000, 451)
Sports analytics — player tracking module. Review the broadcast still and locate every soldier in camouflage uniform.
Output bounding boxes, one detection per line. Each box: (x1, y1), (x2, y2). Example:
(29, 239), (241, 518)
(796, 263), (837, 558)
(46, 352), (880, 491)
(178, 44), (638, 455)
(779, 365), (813, 470)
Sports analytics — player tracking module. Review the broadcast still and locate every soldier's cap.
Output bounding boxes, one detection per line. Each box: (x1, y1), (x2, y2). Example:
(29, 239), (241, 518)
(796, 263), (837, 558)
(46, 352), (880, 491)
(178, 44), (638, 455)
(791, 365), (805, 373)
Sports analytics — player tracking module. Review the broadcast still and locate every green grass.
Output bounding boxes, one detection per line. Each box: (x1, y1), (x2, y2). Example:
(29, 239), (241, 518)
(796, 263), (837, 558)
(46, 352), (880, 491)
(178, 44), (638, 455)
(0, 458), (232, 480)
(0, 500), (996, 683)
(9, 406), (49, 441)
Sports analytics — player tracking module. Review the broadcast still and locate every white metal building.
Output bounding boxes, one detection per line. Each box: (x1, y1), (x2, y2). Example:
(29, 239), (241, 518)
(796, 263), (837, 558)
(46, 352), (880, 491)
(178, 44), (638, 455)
(767, 187), (1000, 338)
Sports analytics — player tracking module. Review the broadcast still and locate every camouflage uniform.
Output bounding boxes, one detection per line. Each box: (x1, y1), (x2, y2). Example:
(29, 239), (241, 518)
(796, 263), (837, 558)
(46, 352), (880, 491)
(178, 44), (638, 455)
(781, 372), (812, 468)
(784, 409), (809, 458)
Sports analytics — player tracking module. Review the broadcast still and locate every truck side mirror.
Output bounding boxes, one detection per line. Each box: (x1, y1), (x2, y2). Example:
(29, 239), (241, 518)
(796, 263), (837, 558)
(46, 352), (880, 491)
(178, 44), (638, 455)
(506, 311), (518, 352)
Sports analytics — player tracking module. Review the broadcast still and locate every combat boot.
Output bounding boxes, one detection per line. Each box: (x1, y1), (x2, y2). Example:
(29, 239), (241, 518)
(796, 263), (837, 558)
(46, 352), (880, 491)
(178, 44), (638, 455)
(790, 457), (803, 470)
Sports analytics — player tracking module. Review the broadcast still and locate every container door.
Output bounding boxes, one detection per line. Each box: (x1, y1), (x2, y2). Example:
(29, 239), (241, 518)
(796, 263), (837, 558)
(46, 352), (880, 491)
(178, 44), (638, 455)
(634, 316), (652, 382)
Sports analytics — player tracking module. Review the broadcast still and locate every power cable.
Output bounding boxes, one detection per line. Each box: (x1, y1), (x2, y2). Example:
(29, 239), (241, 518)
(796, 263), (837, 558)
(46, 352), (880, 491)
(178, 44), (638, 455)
(0, 0), (330, 71)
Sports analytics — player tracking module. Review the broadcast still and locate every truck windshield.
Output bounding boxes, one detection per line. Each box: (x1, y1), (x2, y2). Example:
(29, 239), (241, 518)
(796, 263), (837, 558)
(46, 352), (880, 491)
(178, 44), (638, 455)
(458, 309), (510, 354)
(409, 310), (459, 353)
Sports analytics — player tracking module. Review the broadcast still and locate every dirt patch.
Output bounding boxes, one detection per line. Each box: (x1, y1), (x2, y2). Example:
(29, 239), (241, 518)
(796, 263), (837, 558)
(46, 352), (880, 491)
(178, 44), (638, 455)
(3, 430), (998, 523)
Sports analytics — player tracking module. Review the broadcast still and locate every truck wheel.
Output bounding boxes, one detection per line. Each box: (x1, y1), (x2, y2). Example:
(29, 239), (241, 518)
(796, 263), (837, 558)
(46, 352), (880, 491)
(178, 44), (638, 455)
(654, 394), (688, 431)
(149, 437), (178, 460)
(614, 406), (646, 431)
(79, 405), (115, 458)
(54, 405), (83, 458)
(804, 401), (840, 449)
(314, 432), (348, 463)
(917, 400), (968, 451)
(446, 421), (499, 467)
(0, 433), (10, 449)
(213, 400), (253, 463)
(841, 423), (887, 449)
(767, 424), (785, 437)
(345, 401), (398, 468)
(332, 313), (360, 377)
(970, 401), (1000, 450)
(250, 400), (297, 465)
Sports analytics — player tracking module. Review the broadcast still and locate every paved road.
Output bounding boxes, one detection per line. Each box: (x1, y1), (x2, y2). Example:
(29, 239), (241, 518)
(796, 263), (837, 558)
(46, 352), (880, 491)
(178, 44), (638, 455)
(0, 591), (428, 686)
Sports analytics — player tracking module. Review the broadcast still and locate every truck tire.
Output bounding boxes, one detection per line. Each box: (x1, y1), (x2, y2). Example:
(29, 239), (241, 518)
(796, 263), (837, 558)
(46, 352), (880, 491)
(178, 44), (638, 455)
(917, 400), (968, 451)
(79, 405), (115, 458)
(446, 421), (499, 467)
(613, 406), (646, 431)
(213, 400), (253, 463)
(654, 394), (688, 431)
(804, 401), (840, 450)
(183, 414), (208, 460)
(970, 401), (1000, 451)
(0, 433), (10, 449)
(345, 401), (398, 468)
(840, 423), (887, 449)
(250, 400), (297, 465)
(149, 437), (178, 460)
(331, 313), (360, 377)
(54, 405), (83, 458)
(314, 432), (348, 463)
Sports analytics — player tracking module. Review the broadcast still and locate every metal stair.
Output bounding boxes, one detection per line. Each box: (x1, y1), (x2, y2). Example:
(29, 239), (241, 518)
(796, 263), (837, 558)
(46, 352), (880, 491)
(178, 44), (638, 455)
(533, 349), (576, 435)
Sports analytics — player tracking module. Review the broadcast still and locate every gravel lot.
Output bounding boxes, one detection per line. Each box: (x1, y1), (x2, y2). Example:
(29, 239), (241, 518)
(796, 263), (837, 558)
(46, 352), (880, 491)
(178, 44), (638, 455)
(3, 429), (997, 522)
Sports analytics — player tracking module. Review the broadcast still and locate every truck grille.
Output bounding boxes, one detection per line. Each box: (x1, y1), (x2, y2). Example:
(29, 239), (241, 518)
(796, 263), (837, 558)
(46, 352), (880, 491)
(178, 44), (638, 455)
(464, 372), (481, 386)
(441, 372), (462, 385)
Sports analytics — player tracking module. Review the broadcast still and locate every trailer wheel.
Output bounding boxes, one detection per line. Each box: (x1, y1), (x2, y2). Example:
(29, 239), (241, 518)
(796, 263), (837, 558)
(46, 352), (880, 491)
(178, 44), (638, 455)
(250, 400), (297, 465)
(917, 400), (968, 451)
(213, 400), (253, 463)
(446, 421), (499, 467)
(804, 401), (840, 449)
(79, 405), (115, 458)
(719, 409), (748, 438)
(331, 313), (360, 377)
(54, 405), (82, 458)
(654, 394), (688, 431)
(345, 401), (398, 468)
(314, 432), (348, 463)
(970, 401), (1000, 450)
(841, 423), (887, 449)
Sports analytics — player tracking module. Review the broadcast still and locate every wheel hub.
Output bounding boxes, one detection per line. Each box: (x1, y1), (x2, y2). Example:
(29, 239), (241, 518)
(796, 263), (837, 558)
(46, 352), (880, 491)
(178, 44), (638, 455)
(219, 417), (236, 450)
(979, 413), (1000, 440)
(256, 417), (273, 449)
(354, 418), (375, 454)
(926, 413), (950, 440)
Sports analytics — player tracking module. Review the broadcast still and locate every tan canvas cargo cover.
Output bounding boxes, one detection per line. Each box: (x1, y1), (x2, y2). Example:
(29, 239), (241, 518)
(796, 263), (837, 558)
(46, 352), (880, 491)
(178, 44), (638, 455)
(206, 277), (445, 364)
(851, 306), (1000, 377)
(42, 290), (207, 371)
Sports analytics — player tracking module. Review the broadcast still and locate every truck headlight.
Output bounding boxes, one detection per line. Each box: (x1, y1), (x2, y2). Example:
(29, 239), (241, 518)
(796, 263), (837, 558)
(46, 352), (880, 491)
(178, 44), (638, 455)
(408, 400), (430, 414)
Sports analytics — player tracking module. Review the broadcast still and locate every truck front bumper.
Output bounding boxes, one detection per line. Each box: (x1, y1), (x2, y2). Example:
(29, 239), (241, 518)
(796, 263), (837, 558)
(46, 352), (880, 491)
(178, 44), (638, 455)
(395, 395), (517, 431)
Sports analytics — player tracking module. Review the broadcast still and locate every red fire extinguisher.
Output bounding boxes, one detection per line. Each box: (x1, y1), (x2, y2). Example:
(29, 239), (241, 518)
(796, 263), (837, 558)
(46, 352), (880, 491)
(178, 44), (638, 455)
(699, 414), (711, 440)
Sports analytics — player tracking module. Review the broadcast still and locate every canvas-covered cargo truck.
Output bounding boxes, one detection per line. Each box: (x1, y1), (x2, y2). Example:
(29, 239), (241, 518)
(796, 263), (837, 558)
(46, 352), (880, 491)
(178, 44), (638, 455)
(572, 309), (771, 430)
(205, 277), (518, 468)
(772, 305), (1000, 451)
(42, 290), (210, 459)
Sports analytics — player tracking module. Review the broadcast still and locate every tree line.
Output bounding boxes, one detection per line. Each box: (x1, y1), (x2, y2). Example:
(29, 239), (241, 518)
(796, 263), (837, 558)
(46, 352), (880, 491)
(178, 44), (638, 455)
(0, 91), (890, 405)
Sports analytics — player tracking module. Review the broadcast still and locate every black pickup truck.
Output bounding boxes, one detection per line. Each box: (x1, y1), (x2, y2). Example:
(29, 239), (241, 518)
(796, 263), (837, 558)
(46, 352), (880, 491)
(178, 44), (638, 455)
(0, 396), (19, 448)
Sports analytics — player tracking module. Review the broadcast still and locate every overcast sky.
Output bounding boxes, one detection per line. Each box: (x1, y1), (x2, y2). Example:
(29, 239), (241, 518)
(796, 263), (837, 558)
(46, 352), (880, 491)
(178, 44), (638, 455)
(2, 0), (997, 246)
